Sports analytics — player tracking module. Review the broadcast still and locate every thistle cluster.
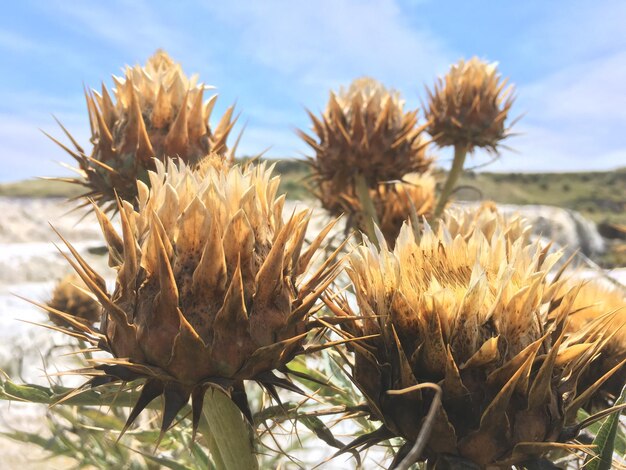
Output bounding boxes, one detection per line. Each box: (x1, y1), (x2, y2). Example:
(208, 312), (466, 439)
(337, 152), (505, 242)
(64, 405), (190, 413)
(300, 77), (434, 241)
(333, 218), (622, 468)
(51, 50), (237, 212)
(11, 50), (624, 470)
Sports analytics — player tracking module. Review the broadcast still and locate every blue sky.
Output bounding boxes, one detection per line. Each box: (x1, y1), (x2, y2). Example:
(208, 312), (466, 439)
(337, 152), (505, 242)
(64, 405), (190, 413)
(0, 0), (625, 182)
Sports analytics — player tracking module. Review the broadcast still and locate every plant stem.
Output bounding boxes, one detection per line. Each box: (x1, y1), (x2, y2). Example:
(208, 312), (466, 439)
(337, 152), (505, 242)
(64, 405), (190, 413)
(433, 143), (468, 220)
(198, 387), (258, 470)
(354, 173), (380, 248)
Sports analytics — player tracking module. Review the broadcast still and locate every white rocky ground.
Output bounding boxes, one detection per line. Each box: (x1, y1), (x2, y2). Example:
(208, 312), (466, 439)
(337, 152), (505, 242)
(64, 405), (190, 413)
(0, 196), (623, 468)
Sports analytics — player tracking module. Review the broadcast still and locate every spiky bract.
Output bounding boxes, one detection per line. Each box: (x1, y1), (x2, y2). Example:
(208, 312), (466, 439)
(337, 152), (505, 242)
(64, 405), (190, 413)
(300, 77), (432, 216)
(563, 280), (626, 404)
(425, 57), (515, 152)
(333, 216), (619, 468)
(51, 50), (237, 212)
(443, 202), (530, 245)
(47, 274), (101, 329)
(46, 160), (341, 438)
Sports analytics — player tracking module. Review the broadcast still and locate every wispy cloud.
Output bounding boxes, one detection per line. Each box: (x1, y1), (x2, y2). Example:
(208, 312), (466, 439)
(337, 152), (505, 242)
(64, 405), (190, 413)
(0, 112), (88, 182)
(40, 0), (186, 58)
(505, 2), (626, 173)
(205, 0), (453, 92)
(0, 30), (43, 53)
(521, 51), (626, 123)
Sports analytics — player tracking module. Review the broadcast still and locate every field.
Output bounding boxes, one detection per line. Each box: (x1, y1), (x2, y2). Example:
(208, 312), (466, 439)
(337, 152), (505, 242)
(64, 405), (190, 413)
(3, 160), (624, 226)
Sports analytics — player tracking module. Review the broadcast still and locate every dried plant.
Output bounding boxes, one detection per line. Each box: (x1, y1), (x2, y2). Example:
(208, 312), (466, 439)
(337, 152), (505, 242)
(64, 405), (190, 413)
(425, 57), (515, 153)
(343, 171), (436, 246)
(443, 201), (531, 244)
(562, 279), (626, 406)
(330, 215), (622, 468)
(36, 160), (343, 442)
(2, 51), (624, 470)
(425, 57), (516, 219)
(300, 77), (432, 235)
(47, 274), (101, 329)
(48, 50), (238, 212)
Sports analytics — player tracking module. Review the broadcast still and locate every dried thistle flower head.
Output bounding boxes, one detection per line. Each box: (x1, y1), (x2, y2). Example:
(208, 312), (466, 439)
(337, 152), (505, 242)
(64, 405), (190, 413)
(425, 57), (515, 152)
(50, 50), (238, 212)
(43, 160), (341, 438)
(562, 279), (626, 404)
(300, 77), (432, 216)
(333, 215), (619, 468)
(47, 274), (101, 328)
(443, 201), (531, 244)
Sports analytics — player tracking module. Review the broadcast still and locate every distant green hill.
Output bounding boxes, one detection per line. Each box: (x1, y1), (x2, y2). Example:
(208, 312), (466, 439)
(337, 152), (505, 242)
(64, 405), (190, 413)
(2, 160), (624, 225)
(0, 178), (84, 198)
(455, 168), (626, 224)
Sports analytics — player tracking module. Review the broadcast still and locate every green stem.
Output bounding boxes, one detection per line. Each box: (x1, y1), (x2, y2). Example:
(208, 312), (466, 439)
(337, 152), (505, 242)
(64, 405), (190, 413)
(354, 173), (380, 248)
(198, 387), (258, 470)
(433, 144), (468, 220)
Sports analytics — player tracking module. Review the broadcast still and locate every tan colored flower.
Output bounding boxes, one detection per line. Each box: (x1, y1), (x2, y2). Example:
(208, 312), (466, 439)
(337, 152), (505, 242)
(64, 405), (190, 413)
(341, 171), (436, 246)
(47, 274), (101, 329)
(50, 50), (237, 212)
(425, 57), (515, 152)
(332, 215), (620, 468)
(300, 77), (432, 216)
(562, 279), (626, 404)
(42, 160), (341, 438)
(443, 201), (531, 244)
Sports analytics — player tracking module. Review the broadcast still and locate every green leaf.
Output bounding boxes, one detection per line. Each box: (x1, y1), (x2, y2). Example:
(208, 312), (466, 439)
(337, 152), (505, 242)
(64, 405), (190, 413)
(2, 381), (54, 402)
(0, 378), (158, 409)
(133, 450), (195, 470)
(299, 415), (344, 450)
(584, 384), (626, 470)
(199, 387), (258, 470)
(614, 423), (626, 458)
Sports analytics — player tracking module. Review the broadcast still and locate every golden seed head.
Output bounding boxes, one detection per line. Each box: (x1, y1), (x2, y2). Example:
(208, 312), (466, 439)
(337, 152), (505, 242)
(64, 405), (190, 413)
(300, 77), (432, 216)
(425, 57), (516, 152)
(47, 274), (101, 328)
(562, 279), (626, 402)
(337, 214), (617, 467)
(52, 50), (237, 212)
(49, 160), (340, 436)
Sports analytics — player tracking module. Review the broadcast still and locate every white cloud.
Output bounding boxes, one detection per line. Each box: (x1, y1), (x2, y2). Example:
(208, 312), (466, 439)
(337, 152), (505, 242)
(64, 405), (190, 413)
(522, 0), (626, 68)
(204, 0), (453, 92)
(41, 0), (185, 57)
(494, 49), (626, 172)
(520, 51), (626, 123)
